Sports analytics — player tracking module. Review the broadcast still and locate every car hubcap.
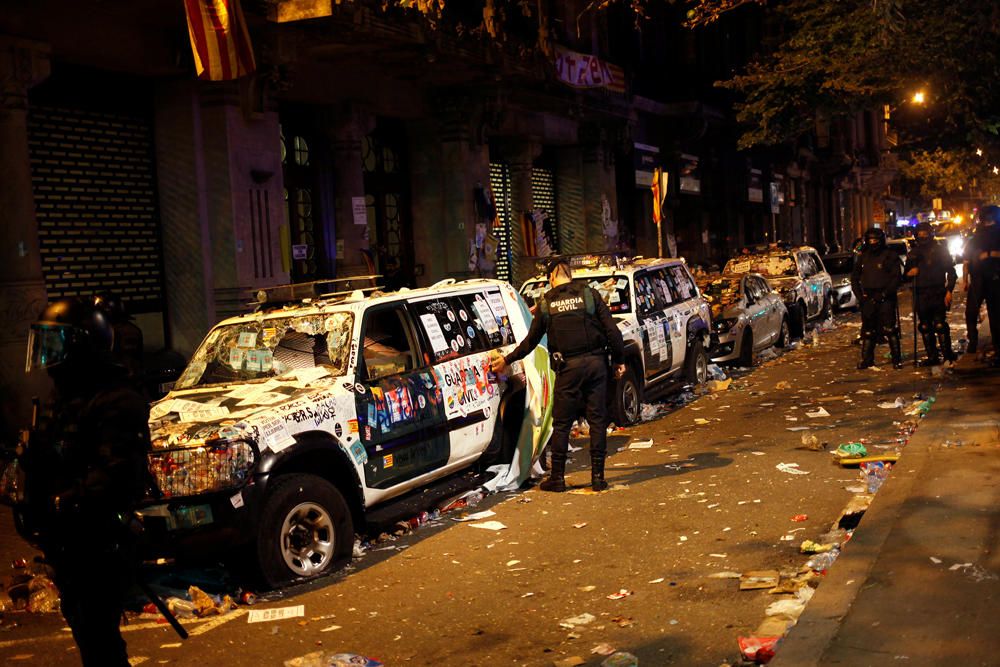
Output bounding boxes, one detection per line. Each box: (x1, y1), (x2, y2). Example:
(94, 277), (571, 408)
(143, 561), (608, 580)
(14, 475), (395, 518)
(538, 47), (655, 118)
(696, 354), (707, 383)
(622, 380), (639, 422)
(281, 502), (335, 577)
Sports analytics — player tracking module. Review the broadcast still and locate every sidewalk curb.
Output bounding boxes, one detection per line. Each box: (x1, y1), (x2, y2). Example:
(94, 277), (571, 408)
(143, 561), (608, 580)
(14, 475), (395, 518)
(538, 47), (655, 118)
(769, 381), (947, 666)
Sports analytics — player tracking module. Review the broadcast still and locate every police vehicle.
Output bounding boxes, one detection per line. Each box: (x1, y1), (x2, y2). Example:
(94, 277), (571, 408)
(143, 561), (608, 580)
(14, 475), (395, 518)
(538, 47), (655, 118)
(520, 256), (711, 426)
(723, 245), (832, 338)
(696, 272), (790, 366)
(137, 278), (551, 587)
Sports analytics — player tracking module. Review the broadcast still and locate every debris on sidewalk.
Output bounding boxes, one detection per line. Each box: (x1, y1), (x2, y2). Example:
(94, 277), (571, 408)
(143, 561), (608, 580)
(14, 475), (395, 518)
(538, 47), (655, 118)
(836, 495), (872, 530)
(878, 397), (905, 409)
(775, 462), (809, 475)
(606, 589), (633, 600)
(559, 612), (597, 629)
(833, 442), (867, 459)
(248, 605), (305, 623)
(799, 540), (837, 554)
(451, 510), (496, 522)
(805, 407), (830, 418)
(188, 585), (236, 617)
(553, 657), (586, 667)
(706, 378), (732, 393)
(285, 653), (383, 667)
(591, 643), (617, 656)
(837, 454), (899, 467)
(3, 558), (59, 613)
(468, 520), (507, 531)
(739, 570), (780, 590)
(628, 438), (653, 449)
(601, 652), (639, 667)
(790, 514), (808, 522)
(859, 461), (891, 493)
(737, 635), (779, 664)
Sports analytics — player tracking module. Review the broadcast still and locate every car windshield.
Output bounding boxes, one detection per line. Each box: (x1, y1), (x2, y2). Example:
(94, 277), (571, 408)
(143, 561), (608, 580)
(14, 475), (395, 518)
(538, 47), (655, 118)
(519, 280), (549, 307)
(174, 311), (355, 389)
(725, 254), (798, 278)
(698, 277), (742, 307)
(574, 275), (632, 314)
(823, 255), (854, 275)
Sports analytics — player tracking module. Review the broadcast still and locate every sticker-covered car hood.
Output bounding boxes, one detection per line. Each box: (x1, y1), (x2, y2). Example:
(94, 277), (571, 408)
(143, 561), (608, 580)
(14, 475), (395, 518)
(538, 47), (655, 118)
(148, 367), (342, 450)
(767, 276), (803, 291)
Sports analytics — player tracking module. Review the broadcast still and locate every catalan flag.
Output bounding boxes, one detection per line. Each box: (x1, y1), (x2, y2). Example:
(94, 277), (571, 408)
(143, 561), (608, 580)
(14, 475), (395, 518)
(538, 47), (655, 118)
(183, 0), (256, 81)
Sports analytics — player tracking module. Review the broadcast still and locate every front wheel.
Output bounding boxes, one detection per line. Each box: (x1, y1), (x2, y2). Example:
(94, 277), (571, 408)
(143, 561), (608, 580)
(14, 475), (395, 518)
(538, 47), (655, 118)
(820, 291), (832, 320)
(685, 338), (709, 385)
(256, 473), (354, 588)
(736, 327), (754, 367)
(612, 367), (641, 426)
(789, 303), (807, 339)
(776, 317), (791, 348)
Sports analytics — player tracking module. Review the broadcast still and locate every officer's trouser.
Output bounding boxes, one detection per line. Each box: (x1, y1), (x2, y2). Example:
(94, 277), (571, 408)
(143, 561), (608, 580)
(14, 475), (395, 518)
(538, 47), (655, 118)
(549, 354), (609, 460)
(983, 272), (1000, 347)
(860, 293), (897, 342)
(966, 276), (984, 340)
(916, 287), (953, 360)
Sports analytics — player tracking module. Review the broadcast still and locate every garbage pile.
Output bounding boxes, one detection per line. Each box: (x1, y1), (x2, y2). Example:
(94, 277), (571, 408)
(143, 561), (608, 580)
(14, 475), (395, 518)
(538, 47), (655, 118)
(0, 558), (59, 615)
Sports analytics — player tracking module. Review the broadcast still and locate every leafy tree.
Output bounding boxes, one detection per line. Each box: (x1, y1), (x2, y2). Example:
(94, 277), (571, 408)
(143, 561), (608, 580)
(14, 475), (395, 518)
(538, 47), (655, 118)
(682, 0), (1000, 199)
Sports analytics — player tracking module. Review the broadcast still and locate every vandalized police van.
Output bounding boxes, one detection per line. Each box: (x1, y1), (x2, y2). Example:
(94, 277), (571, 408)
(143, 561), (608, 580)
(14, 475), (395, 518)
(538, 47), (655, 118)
(139, 278), (552, 587)
(521, 256), (712, 426)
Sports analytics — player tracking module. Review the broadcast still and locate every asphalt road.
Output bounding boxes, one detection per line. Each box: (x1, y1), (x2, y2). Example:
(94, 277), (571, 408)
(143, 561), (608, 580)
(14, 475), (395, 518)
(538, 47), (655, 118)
(0, 292), (970, 666)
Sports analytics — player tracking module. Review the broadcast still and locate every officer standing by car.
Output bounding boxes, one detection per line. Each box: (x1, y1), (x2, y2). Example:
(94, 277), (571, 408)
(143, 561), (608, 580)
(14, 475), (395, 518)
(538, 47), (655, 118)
(975, 205), (1000, 365)
(852, 227), (903, 369)
(490, 260), (626, 492)
(905, 222), (957, 365)
(963, 219), (987, 354)
(19, 298), (151, 666)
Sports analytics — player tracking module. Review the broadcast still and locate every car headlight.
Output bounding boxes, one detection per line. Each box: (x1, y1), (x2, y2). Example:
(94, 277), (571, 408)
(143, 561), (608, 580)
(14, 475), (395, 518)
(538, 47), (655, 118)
(948, 236), (964, 257)
(713, 317), (738, 333)
(148, 440), (257, 498)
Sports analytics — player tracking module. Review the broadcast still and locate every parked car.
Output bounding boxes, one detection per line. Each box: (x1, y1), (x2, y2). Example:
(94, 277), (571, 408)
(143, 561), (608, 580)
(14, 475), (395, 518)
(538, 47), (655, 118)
(138, 278), (551, 587)
(822, 252), (858, 310)
(520, 255), (712, 426)
(723, 245), (832, 338)
(696, 273), (790, 366)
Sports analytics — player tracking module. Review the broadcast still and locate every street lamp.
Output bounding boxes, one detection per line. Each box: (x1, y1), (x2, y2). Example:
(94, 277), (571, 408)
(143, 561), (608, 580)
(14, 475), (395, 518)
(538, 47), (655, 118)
(911, 90), (926, 105)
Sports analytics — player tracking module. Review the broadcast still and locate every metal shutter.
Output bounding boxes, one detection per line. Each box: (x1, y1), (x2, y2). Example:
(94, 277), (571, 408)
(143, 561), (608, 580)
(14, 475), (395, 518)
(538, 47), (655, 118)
(489, 161), (513, 283)
(531, 166), (560, 255)
(28, 106), (164, 312)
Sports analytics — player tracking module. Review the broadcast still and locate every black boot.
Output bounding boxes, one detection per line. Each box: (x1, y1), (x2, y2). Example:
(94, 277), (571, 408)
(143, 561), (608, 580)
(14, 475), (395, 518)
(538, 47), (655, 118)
(591, 451), (608, 492)
(857, 339), (876, 369)
(539, 453), (566, 492)
(937, 327), (956, 362)
(967, 334), (978, 354)
(888, 334), (904, 369)
(920, 332), (941, 366)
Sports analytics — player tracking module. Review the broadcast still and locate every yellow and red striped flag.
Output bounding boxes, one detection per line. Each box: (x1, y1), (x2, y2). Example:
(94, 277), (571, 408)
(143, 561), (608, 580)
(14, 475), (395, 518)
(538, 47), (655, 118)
(183, 0), (256, 81)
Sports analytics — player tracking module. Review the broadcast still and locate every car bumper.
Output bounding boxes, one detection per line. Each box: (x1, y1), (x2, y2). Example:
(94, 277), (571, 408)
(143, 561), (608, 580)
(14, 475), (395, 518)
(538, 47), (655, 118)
(136, 479), (266, 562)
(832, 285), (856, 309)
(709, 329), (740, 362)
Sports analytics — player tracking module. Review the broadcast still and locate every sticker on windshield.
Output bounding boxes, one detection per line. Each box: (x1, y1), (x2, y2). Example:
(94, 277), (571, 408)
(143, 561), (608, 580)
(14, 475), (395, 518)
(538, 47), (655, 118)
(237, 331), (258, 349)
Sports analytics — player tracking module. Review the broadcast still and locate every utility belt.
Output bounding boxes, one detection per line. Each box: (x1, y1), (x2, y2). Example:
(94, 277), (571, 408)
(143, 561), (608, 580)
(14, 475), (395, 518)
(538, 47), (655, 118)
(550, 348), (606, 373)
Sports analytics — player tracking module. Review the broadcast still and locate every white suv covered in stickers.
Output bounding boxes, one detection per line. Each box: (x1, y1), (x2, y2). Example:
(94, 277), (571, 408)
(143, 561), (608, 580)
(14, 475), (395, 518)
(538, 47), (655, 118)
(520, 256), (711, 426)
(139, 279), (552, 587)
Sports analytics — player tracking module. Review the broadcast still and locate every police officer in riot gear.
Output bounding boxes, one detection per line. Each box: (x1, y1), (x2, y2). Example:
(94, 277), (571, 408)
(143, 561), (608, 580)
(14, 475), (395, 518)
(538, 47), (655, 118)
(21, 298), (150, 666)
(963, 220), (987, 354)
(490, 260), (626, 492)
(905, 222), (957, 365)
(92, 292), (144, 385)
(852, 227), (903, 369)
(975, 205), (1000, 365)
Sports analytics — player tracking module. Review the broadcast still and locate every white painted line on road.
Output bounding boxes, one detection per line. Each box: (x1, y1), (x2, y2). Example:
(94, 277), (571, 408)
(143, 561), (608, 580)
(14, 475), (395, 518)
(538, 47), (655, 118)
(188, 608), (247, 636)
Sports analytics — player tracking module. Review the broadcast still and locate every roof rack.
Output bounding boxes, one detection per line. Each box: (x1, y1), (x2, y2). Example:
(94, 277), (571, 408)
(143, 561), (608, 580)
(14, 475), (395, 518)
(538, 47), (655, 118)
(532, 252), (646, 273)
(250, 275), (383, 309)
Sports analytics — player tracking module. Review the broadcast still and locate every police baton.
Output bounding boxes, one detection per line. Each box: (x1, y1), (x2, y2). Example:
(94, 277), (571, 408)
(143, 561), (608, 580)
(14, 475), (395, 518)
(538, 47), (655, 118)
(136, 578), (188, 640)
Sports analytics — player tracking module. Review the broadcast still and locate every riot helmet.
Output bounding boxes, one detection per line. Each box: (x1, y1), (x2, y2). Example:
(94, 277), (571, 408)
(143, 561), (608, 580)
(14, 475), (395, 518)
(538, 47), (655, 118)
(979, 205), (999, 227)
(863, 227), (886, 251)
(26, 298), (114, 374)
(91, 292), (131, 324)
(915, 222), (934, 245)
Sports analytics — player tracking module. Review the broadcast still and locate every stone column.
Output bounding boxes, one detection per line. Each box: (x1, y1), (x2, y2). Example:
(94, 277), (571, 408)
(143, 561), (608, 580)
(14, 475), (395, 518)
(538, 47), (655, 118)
(580, 123), (616, 253)
(499, 140), (542, 285)
(0, 37), (51, 439)
(320, 104), (373, 279)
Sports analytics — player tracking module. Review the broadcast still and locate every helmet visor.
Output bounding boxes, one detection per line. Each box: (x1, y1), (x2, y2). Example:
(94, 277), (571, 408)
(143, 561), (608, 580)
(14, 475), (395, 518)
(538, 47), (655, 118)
(25, 325), (70, 373)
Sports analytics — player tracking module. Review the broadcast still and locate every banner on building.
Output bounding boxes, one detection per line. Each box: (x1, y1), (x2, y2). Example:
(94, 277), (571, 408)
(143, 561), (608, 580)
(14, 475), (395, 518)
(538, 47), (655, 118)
(679, 154), (701, 194)
(554, 48), (625, 94)
(184, 0), (256, 81)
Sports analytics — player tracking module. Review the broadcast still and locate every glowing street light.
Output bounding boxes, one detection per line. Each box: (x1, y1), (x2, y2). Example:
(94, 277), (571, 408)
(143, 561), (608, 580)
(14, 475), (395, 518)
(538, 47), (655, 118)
(911, 90), (926, 105)
(976, 148), (984, 157)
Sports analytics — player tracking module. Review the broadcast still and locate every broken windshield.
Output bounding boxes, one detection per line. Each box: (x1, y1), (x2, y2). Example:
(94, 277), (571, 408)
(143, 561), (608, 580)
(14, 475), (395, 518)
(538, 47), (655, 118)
(174, 311), (355, 389)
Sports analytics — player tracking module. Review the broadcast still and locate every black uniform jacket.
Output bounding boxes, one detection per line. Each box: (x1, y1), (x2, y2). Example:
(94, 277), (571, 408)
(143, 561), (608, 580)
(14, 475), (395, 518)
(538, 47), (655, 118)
(851, 247), (902, 300)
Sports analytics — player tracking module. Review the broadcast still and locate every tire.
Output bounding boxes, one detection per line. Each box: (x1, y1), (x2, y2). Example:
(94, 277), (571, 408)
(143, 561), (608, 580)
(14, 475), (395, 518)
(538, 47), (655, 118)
(737, 328), (754, 367)
(685, 338), (709, 385)
(612, 367), (641, 426)
(789, 303), (806, 339)
(776, 317), (791, 349)
(256, 473), (354, 588)
(820, 291), (832, 320)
